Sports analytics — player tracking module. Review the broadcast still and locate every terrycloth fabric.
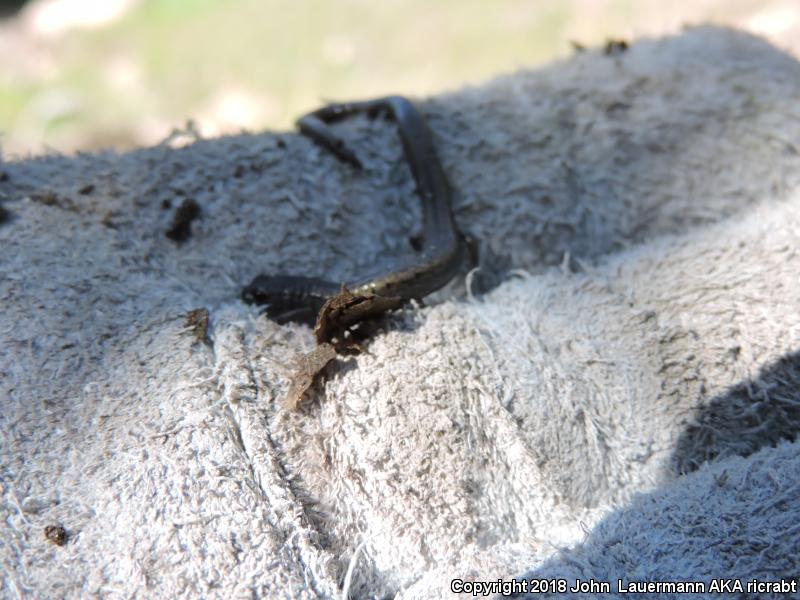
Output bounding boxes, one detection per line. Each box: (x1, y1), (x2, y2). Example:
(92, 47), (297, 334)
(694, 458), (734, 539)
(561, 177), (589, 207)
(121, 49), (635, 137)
(2, 26), (799, 599)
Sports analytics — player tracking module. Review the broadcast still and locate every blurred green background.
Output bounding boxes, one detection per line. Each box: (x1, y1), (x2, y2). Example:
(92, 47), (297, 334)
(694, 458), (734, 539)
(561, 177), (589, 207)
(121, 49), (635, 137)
(0, 0), (797, 156)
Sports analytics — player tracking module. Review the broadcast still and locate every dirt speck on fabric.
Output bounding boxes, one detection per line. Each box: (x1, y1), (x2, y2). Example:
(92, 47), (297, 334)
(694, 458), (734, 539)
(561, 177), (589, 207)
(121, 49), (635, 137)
(166, 198), (201, 243)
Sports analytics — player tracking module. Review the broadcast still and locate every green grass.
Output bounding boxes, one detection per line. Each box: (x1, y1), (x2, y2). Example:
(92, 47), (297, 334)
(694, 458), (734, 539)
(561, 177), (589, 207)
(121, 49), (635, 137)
(0, 0), (771, 154)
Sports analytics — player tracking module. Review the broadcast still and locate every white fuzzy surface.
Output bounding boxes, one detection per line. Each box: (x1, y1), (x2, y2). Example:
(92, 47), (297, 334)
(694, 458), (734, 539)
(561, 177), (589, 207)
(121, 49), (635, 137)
(2, 26), (799, 599)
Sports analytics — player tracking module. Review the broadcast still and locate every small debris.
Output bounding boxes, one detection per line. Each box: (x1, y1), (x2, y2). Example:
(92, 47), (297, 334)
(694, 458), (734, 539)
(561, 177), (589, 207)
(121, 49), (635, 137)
(714, 471), (729, 487)
(44, 524), (68, 546)
(606, 101), (632, 114)
(185, 307), (210, 344)
(78, 184), (95, 195)
(0, 204), (9, 224)
(165, 198), (201, 243)
(570, 40), (587, 53)
(604, 39), (629, 56)
(32, 191), (61, 206)
(100, 211), (118, 228)
(30, 191), (78, 212)
(284, 342), (337, 410)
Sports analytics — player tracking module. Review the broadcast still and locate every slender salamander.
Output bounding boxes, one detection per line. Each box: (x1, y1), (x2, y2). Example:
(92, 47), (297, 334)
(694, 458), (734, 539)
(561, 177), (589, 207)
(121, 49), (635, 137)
(242, 95), (466, 333)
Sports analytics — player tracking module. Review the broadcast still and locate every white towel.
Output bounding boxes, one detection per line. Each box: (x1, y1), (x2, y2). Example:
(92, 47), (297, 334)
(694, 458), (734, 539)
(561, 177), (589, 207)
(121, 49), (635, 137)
(1, 25), (798, 599)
